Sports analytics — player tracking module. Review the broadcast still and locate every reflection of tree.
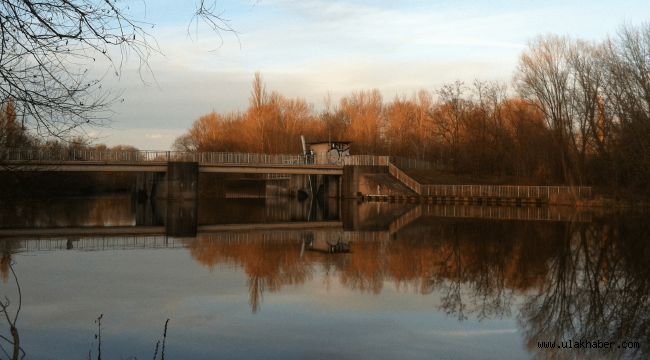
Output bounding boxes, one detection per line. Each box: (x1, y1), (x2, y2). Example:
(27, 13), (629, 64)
(338, 242), (385, 294)
(520, 214), (650, 360)
(185, 213), (650, 360)
(186, 221), (557, 317)
(0, 262), (24, 360)
(384, 219), (552, 322)
(187, 235), (313, 313)
(0, 240), (22, 284)
(0, 197), (134, 228)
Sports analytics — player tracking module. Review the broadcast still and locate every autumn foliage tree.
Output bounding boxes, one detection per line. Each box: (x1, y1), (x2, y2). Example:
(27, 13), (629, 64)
(0, 99), (32, 148)
(173, 21), (650, 196)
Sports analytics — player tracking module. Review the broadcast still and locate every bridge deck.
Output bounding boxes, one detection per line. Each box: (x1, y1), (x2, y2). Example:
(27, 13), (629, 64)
(0, 149), (592, 198)
(1, 161), (344, 175)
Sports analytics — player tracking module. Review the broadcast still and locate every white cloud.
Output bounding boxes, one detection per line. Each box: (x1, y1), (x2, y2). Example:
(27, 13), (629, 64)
(90, 0), (650, 150)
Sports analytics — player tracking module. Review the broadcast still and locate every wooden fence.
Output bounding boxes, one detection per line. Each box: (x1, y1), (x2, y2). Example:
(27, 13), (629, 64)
(390, 156), (445, 170)
(389, 162), (591, 199)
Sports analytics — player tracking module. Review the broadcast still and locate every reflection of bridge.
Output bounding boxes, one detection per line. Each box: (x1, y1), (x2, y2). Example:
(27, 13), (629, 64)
(0, 203), (592, 252)
(377, 203), (592, 235)
(7, 228), (391, 252)
(0, 221), (343, 239)
(419, 204), (592, 222)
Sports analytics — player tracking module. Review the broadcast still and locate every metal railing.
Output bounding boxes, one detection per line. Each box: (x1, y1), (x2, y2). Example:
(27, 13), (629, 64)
(343, 155), (389, 166)
(0, 149), (390, 167)
(389, 162), (591, 199)
(420, 204), (593, 222)
(0, 148), (593, 199)
(419, 185), (592, 198)
(17, 236), (184, 252)
(389, 163), (421, 193)
(390, 156), (445, 170)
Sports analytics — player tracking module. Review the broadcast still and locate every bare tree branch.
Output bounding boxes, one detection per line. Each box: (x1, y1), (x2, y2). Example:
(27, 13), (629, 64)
(0, 0), (238, 142)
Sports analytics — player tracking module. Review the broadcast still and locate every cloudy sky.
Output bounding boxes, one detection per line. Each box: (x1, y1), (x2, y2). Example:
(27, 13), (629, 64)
(94, 0), (650, 150)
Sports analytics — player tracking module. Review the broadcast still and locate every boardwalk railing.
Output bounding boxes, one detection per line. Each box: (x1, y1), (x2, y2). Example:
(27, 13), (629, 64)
(421, 204), (593, 222)
(388, 163), (421, 193)
(389, 162), (591, 199)
(343, 155), (389, 166)
(390, 156), (445, 171)
(419, 184), (592, 198)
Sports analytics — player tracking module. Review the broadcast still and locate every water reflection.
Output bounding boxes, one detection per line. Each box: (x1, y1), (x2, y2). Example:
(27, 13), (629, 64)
(520, 214), (650, 360)
(0, 196), (648, 359)
(0, 197), (135, 228)
(183, 213), (650, 359)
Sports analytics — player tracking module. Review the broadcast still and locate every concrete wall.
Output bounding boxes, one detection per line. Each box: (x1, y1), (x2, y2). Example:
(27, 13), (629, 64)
(358, 173), (417, 196)
(309, 143), (331, 164)
(341, 165), (417, 198)
(342, 165), (389, 198)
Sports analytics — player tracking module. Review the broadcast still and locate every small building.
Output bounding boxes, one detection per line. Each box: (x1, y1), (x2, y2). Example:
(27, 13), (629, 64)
(307, 140), (352, 165)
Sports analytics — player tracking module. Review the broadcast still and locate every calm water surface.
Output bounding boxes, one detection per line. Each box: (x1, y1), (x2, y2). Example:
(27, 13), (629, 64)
(0, 197), (647, 360)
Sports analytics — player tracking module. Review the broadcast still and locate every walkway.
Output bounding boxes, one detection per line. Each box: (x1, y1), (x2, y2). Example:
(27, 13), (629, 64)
(0, 148), (592, 199)
(0, 149), (389, 175)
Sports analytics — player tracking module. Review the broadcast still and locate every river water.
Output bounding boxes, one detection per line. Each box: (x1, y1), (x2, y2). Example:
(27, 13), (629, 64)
(0, 196), (647, 360)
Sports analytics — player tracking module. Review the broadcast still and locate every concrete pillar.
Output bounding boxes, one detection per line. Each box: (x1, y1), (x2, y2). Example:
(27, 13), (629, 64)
(165, 162), (199, 199)
(165, 200), (198, 237)
(342, 199), (360, 231)
(323, 175), (340, 198)
(322, 197), (340, 220)
(342, 166), (359, 199)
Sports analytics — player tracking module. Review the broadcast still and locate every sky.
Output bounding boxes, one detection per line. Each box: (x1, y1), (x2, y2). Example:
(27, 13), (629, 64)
(91, 0), (650, 150)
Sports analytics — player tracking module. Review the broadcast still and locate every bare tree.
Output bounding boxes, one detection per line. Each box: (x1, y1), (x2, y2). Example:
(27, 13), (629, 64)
(431, 80), (469, 172)
(248, 71), (269, 152)
(0, 0), (237, 141)
(514, 35), (578, 184)
(603, 22), (650, 193)
(566, 40), (610, 184)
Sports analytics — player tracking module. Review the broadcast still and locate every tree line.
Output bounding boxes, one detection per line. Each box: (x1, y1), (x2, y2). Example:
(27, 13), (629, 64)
(172, 22), (650, 197)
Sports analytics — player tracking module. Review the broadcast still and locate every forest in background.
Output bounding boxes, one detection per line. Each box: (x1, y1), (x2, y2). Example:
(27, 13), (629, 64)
(2, 22), (650, 199)
(171, 22), (650, 198)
